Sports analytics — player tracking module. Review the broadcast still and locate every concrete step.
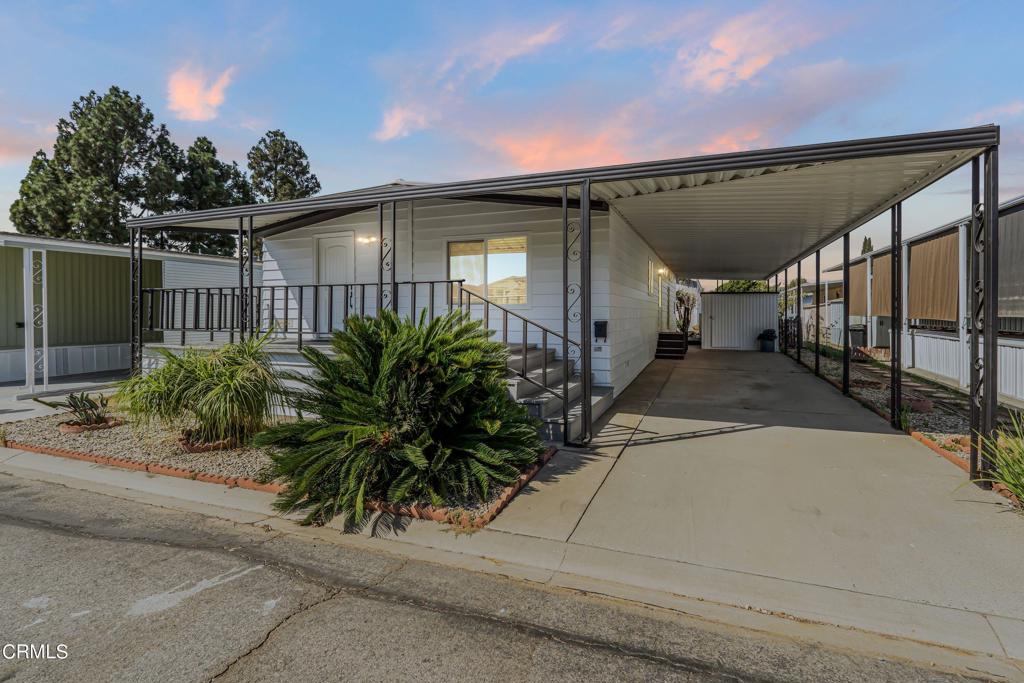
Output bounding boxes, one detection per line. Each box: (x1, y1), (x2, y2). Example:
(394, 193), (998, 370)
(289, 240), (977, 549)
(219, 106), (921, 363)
(517, 380), (583, 419)
(506, 363), (575, 400)
(505, 347), (558, 375)
(537, 387), (614, 444)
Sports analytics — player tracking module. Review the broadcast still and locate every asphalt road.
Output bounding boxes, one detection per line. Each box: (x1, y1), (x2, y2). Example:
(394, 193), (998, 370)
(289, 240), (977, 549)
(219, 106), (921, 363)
(0, 473), (993, 683)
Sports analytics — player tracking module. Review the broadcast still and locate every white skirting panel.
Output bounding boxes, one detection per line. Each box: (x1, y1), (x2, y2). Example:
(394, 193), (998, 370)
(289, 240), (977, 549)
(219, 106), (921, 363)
(908, 330), (1024, 402)
(0, 343), (130, 383)
(908, 331), (963, 385)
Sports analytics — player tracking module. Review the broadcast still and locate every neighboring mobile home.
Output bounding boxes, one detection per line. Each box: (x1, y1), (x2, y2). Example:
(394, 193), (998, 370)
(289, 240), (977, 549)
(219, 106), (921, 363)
(818, 195), (1024, 403)
(0, 232), (256, 389)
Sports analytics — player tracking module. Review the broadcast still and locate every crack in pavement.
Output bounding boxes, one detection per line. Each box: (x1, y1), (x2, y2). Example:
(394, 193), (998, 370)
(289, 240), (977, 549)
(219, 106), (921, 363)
(0, 504), (786, 683)
(208, 589), (343, 682)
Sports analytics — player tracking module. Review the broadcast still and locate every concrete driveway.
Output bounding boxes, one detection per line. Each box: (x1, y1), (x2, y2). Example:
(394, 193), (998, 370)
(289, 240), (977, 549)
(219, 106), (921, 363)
(491, 349), (1024, 656)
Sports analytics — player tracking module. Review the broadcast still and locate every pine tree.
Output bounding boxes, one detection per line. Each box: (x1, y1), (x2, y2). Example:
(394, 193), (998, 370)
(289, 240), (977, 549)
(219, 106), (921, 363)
(247, 130), (321, 202)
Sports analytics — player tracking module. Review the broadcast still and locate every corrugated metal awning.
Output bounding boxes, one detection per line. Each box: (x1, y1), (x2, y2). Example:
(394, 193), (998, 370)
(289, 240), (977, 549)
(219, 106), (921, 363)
(128, 126), (997, 279)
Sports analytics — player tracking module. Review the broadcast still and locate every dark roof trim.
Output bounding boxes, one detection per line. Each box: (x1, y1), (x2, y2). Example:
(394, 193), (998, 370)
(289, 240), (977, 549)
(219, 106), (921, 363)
(255, 206), (371, 238)
(130, 125), (999, 231)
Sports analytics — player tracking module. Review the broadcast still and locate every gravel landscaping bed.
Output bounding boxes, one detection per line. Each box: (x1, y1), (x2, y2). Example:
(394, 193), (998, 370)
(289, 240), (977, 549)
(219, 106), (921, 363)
(3, 413), (276, 481)
(1, 412), (526, 521)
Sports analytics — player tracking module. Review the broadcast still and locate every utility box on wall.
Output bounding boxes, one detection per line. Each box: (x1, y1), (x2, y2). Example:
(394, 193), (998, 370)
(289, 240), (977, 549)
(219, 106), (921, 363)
(701, 292), (779, 351)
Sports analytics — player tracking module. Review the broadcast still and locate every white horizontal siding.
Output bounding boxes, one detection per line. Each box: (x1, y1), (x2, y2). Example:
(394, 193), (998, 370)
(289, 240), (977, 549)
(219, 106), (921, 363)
(162, 259), (261, 345)
(607, 210), (674, 391)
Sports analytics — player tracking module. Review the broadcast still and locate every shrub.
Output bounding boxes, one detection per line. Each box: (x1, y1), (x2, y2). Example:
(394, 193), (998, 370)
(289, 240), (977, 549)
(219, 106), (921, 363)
(116, 333), (281, 446)
(33, 392), (109, 425)
(256, 310), (543, 526)
(979, 412), (1024, 505)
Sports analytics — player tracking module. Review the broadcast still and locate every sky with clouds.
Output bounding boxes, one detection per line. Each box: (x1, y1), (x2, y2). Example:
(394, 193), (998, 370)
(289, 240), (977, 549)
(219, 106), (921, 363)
(1, 0), (1022, 279)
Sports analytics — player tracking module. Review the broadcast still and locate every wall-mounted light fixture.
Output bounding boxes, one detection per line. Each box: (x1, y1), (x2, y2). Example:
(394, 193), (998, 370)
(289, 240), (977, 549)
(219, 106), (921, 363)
(357, 235), (378, 244)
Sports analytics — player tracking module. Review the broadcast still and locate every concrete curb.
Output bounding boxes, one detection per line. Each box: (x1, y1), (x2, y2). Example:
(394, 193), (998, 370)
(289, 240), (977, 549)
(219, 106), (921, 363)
(1, 438), (558, 528)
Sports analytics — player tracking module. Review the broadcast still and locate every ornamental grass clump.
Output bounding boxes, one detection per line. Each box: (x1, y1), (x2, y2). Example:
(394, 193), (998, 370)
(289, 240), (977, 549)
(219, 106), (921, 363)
(256, 310), (543, 526)
(979, 412), (1024, 507)
(116, 333), (281, 447)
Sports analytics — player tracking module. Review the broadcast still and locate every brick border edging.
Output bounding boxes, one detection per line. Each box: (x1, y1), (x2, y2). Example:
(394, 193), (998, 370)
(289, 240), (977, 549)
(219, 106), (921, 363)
(3, 440), (284, 493)
(814, 371), (1021, 509)
(0, 438), (557, 528)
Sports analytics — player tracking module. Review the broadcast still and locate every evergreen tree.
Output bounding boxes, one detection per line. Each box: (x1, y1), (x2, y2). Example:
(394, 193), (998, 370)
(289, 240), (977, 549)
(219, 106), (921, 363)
(716, 279), (767, 293)
(247, 130), (321, 202)
(861, 236), (874, 254)
(168, 137), (255, 255)
(10, 87), (175, 244)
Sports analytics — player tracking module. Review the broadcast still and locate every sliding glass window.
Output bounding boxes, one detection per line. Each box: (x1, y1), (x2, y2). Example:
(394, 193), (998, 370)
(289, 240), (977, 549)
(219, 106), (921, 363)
(448, 236), (527, 305)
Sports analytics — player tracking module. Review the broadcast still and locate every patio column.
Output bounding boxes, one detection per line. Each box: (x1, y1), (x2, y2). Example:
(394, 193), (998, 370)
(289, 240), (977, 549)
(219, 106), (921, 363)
(890, 203), (903, 430)
(390, 200), (398, 312)
(129, 225), (143, 375)
(236, 218), (247, 341)
(842, 233), (851, 395)
(815, 249), (821, 376)
(560, 186), (574, 445)
(377, 203), (384, 313)
(23, 247), (48, 391)
(580, 179), (593, 443)
(865, 254), (873, 347)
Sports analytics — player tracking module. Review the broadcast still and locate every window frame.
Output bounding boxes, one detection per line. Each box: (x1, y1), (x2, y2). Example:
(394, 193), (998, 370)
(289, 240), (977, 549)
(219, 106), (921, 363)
(446, 233), (530, 306)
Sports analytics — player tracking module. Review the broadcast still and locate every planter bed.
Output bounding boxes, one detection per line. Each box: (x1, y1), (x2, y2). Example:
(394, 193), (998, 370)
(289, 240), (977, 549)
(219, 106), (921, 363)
(2, 413), (557, 528)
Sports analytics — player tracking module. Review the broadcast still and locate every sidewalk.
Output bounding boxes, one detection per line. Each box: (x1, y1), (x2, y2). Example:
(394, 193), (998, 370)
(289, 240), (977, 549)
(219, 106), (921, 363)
(1, 443), (1021, 680)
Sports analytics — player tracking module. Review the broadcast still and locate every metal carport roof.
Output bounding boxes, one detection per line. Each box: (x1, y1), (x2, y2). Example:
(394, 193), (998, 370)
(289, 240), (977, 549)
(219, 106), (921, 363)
(128, 125), (998, 280)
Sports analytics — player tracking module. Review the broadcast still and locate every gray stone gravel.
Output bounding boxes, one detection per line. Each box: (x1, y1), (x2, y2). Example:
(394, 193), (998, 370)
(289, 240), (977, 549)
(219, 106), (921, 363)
(2, 412), (276, 480)
(2, 412), (512, 516)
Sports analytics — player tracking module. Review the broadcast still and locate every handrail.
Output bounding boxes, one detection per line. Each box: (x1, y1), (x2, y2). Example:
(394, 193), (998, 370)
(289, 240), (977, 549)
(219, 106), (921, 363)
(458, 287), (581, 351)
(457, 286), (579, 414)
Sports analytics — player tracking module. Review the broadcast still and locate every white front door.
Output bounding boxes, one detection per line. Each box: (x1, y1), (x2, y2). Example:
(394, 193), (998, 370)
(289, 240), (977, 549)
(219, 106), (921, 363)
(317, 234), (354, 333)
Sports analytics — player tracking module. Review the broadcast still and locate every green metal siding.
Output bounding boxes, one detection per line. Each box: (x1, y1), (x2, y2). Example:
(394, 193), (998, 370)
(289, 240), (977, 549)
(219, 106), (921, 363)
(0, 246), (24, 349)
(44, 251), (161, 346)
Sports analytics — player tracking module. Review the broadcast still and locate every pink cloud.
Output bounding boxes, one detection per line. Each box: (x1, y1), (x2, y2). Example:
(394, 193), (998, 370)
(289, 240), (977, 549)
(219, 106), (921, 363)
(373, 21), (564, 141)
(675, 3), (828, 92)
(167, 64), (236, 121)
(374, 106), (429, 141)
(0, 121), (56, 164)
(972, 100), (1024, 124)
(488, 129), (630, 172)
(698, 126), (768, 154)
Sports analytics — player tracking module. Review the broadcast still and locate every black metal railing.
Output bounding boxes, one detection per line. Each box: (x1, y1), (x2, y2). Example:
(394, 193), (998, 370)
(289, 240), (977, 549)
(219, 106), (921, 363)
(141, 278), (584, 441)
(457, 287), (581, 435)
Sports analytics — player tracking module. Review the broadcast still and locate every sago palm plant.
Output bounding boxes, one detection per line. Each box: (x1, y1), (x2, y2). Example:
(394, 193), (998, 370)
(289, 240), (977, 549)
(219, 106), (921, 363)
(256, 310), (543, 525)
(978, 412), (1024, 506)
(117, 332), (281, 446)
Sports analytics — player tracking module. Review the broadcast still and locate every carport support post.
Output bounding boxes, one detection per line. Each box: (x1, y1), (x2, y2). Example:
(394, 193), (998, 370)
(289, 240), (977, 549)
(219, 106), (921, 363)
(981, 147), (1000, 474)
(783, 268), (789, 355)
(890, 204), (903, 430)
(580, 179), (593, 443)
(815, 250), (821, 375)
(842, 233), (851, 395)
(796, 260), (802, 363)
